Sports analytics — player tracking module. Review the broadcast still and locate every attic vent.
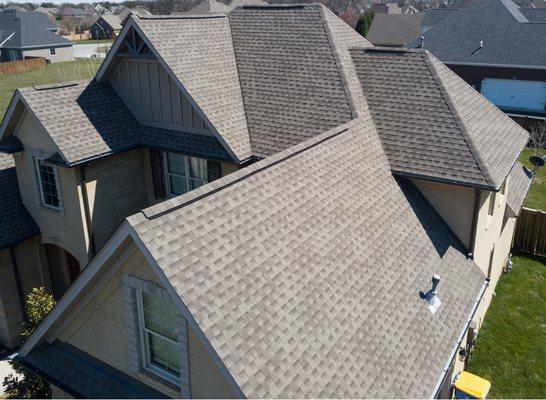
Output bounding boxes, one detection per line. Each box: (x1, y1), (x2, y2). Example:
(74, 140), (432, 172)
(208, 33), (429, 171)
(420, 274), (442, 314)
(33, 82), (79, 91)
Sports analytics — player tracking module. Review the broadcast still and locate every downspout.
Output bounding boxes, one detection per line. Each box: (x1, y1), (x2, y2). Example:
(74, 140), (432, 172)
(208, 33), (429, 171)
(9, 246), (27, 321)
(79, 165), (96, 258)
(468, 189), (480, 258)
(430, 279), (489, 399)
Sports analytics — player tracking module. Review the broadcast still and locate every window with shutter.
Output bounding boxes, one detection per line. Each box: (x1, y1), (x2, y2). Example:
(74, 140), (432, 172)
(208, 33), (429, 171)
(137, 291), (181, 383)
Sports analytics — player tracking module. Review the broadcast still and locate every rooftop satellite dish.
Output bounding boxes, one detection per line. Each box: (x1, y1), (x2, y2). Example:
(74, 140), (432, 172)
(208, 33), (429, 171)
(530, 155), (545, 174)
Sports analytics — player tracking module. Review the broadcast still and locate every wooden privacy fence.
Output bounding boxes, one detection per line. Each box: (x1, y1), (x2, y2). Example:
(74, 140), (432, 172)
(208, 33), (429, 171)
(0, 57), (46, 75)
(513, 207), (546, 256)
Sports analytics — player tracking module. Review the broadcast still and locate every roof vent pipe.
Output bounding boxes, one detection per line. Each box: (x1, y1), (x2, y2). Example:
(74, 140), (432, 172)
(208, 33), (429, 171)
(420, 36), (425, 48)
(420, 274), (442, 314)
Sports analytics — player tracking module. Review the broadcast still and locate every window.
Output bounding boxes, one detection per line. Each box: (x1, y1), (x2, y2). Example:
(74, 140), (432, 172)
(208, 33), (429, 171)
(35, 158), (61, 209)
(488, 192), (496, 217)
(137, 291), (180, 383)
(164, 152), (208, 197)
(50, 48), (56, 55)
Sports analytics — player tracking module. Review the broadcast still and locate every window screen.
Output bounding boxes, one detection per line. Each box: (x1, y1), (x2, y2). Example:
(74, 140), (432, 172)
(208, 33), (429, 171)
(139, 291), (180, 379)
(36, 159), (60, 209)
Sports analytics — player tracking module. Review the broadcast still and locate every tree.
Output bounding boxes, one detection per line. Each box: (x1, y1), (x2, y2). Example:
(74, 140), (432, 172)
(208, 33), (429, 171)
(2, 288), (56, 399)
(355, 10), (375, 38)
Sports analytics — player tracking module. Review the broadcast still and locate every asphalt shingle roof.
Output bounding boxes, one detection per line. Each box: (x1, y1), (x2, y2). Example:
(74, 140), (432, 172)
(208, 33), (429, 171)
(0, 9), (69, 49)
(406, 0), (546, 67)
(133, 14), (253, 161)
(128, 117), (485, 398)
(0, 153), (39, 250)
(506, 161), (533, 216)
(367, 13), (425, 46)
(351, 48), (529, 189)
(12, 81), (231, 165)
(229, 4), (353, 156)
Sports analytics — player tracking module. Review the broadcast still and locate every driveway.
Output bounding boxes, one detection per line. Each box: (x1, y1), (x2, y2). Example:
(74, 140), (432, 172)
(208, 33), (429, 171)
(73, 43), (110, 59)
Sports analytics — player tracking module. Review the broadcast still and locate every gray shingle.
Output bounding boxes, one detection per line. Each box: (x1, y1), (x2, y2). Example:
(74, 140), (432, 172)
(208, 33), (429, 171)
(129, 117), (485, 398)
(0, 10), (70, 49)
(12, 81), (231, 165)
(351, 48), (528, 189)
(229, 4), (353, 156)
(0, 153), (39, 250)
(133, 14), (253, 161)
(506, 161), (533, 216)
(367, 13), (425, 46)
(406, 0), (546, 67)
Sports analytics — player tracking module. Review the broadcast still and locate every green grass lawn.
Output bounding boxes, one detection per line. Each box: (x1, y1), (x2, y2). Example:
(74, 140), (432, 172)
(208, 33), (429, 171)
(518, 147), (546, 211)
(467, 255), (546, 398)
(0, 59), (102, 121)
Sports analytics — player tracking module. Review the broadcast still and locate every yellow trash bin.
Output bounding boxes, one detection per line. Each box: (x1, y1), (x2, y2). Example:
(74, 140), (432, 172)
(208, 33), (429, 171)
(454, 371), (491, 399)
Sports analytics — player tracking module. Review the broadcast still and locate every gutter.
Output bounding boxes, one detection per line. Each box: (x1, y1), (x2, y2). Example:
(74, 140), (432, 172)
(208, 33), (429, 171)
(430, 279), (489, 399)
(446, 61), (546, 71)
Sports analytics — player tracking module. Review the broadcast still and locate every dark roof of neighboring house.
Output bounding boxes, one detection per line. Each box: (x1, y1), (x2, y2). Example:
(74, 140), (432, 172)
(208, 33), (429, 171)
(506, 161), (533, 216)
(0, 81), (231, 165)
(0, 153), (39, 250)
(351, 47), (528, 190)
(127, 116), (485, 398)
(406, 0), (546, 67)
(16, 341), (168, 398)
(0, 9), (69, 49)
(367, 13), (424, 46)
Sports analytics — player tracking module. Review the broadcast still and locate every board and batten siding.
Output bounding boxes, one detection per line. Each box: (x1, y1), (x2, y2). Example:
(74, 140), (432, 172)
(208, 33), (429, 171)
(110, 58), (211, 133)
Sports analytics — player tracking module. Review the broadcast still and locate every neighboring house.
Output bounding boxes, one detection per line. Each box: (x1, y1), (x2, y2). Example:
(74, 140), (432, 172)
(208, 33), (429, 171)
(0, 4), (532, 398)
(117, 7), (152, 25)
(0, 9), (73, 63)
(34, 6), (58, 19)
(367, 0), (546, 131)
(91, 12), (122, 39)
(55, 7), (91, 20)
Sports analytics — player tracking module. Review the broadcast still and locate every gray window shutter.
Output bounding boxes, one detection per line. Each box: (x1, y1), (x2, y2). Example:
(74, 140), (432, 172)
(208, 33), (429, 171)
(207, 160), (221, 182)
(150, 150), (165, 199)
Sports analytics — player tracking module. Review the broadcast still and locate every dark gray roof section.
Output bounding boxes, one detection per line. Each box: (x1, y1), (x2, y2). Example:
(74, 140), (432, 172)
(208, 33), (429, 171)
(407, 0), (546, 67)
(15, 341), (168, 399)
(128, 117), (485, 398)
(367, 13), (424, 46)
(228, 4), (353, 156)
(0, 9), (70, 49)
(351, 47), (529, 189)
(506, 161), (533, 216)
(2, 81), (231, 165)
(0, 154), (39, 250)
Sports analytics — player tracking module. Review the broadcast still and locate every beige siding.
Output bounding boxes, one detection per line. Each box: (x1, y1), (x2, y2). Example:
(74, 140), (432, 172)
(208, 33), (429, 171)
(22, 46), (74, 63)
(14, 150), (89, 265)
(110, 59), (211, 133)
(412, 179), (475, 247)
(58, 240), (236, 398)
(84, 149), (154, 249)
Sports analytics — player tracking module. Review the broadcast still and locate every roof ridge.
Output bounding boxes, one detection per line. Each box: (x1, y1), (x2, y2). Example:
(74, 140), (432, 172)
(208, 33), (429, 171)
(422, 51), (490, 186)
(317, 4), (358, 118)
(135, 122), (351, 221)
